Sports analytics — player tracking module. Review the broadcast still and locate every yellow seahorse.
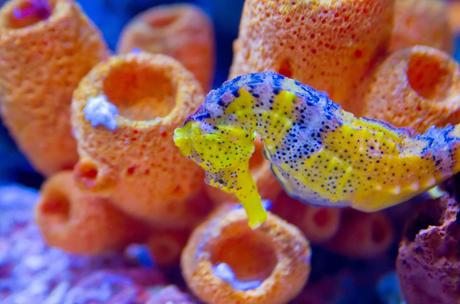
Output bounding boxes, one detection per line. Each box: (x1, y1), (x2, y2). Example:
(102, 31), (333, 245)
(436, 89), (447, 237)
(174, 72), (460, 228)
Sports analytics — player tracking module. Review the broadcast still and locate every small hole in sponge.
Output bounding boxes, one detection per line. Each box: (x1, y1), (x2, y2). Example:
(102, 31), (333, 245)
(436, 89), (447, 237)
(103, 60), (177, 121)
(148, 11), (180, 28)
(40, 190), (70, 222)
(211, 222), (277, 283)
(278, 58), (293, 78)
(126, 166), (136, 176)
(407, 52), (452, 101)
(6, 0), (53, 29)
(354, 49), (363, 58)
(75, 161), (99, 188)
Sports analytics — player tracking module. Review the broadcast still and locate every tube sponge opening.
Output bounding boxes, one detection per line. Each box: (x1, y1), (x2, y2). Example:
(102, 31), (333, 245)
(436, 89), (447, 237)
(117, 4), (215, 90)
(326, 210), (394, 258)
(407, 52), (452, 101)
(182, 205), (311, 304)
(5, 0), (53, 29)
(272, 191), (341, 243)
(38, 187), (71, 223)
(210, 222), (277, 283)
(103, 60), (177, 121)
(360, 46), (460, 133)
(72, 53), (208, 228)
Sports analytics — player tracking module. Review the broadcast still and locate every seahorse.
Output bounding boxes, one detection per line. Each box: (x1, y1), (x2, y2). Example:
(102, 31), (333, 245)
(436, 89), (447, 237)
(174, 72), (460, 228)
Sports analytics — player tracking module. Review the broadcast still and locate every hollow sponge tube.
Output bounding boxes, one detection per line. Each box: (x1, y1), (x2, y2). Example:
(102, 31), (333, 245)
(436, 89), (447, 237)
(360, 46), (460, 133)
(230, 0), (394, 109)
(35, 171), (148, 255)
(0, 0), (108, 176)
(117, 4), (214, 90)
(181, 204), (311, 304)
(71, 53), (206, 228)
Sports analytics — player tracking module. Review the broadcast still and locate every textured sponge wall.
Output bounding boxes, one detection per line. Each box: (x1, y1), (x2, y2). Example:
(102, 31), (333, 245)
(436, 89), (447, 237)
(230, 0), (394, 110)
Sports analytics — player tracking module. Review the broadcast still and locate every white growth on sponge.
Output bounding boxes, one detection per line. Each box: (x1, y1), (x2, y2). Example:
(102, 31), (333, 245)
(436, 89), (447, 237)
(83, 95), (119, 131)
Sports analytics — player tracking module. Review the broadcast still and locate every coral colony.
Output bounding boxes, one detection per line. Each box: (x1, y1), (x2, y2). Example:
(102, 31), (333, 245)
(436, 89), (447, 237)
(1, 0), (460, 303)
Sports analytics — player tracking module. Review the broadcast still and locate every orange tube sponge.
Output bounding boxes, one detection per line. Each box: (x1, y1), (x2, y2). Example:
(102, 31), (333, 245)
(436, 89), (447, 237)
(272, 192), (341, 243)
(0, 0), (108, 176)
(205, 138), (282, 205)
(117, 4), (214, 90)
(230, 0), (394, 108)
(35, 171), (147, 255)
(359, 46), (460, 132)
(448, 1), (460, 35)
(182, 205), (311, 304)
(146, 228), (190, 267)
(327, 210), (394, 258)
(390, 0), (452, 53)
(71, 53), (206, 228)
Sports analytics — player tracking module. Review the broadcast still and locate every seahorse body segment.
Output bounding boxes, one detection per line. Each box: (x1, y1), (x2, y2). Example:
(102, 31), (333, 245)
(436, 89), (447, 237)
(174, 72), (460, 228)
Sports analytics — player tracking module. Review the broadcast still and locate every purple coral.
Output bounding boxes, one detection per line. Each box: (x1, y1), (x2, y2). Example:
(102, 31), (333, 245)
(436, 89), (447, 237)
(63, 270), (162, 304)
(397, 194), (460, 304)
(0, 184), (173, 303)
(146, 286), (197, 304)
